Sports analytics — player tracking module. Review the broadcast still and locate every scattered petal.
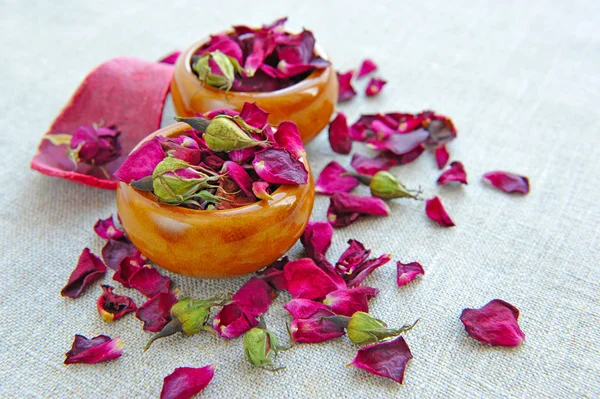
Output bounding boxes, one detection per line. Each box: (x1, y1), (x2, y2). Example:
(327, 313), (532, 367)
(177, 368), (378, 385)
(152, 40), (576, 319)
(336, 240), (392, 287)
(136, 292), (178, 332)
(356, 59), (377, 78)
(284, 299), (346, 343)
(213, 302), (258, 339)
(328, 112), (352, 154)
(61, 248), (107, 299)
(315, 161), (359, 195)
(323, 286), (379, 317)
(101, 237), (145, 270)
(482, 171), (530, 194)
(97, 285), (137, 322)
(365, 77), (387, 97)
(337, 70), (357, 102)
(284, 258), (345, 300)
(367, 129), (429, 155)
(438, 161), (467, 185)
(425, 196), (455, 227)
(435, 145), (450, 169)
(349, 336), (413, 384)
(113, 256), (143, 288)
(460, 299), (525, 346)
(128, 266), (172, 298)
(253, 148), (308, 185)
(348, 121), (368, 141)
(64, 335), (124, 364)
(301, 221), (334, 259)
(93, 216), (124, 240)
(160, 365), (215, 399)
(422, 112), (457, 146)
(396, 262), (425, 286)
(351, 153), (397, 176)
(328, 192), (390, 228)
(396, 144), (425, 165)
(256, 256), (289, 291)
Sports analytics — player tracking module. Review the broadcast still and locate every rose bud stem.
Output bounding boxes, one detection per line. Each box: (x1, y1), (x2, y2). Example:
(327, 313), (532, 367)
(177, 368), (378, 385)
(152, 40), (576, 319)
(130, 176), (154, 191)
(143, 318), (182, 351)
(341, 172), (373, 186)
(174, 116), (210, 133)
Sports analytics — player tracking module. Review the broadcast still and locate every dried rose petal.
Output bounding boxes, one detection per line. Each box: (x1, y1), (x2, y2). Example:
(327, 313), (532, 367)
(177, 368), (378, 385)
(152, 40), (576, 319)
(337, 70), (357, 103)
(328, 192), (390, 228)
(93, 216), (124, 240)
(97, 285), (137, 322)
(323, 286), (379, 317)
(128, 266), (171, 298)
(349, 121), (368, 141)
(351, 153), (397, 176)
(422, 112), (457, 146)
(69, 125), (121, 166)
(438, 161), (467, 185)
(215, 176), (256, 210)
(460, 299), (525, 346)
(435, 145), (450, 169)
(365, 77), (387, 97)
(336, 240), (392, 287)
(252, 181), (273, 200)
(253, 148), (308, 185)
(425, 196), (455, 227)
(244, 29), (277, 77)
(232, 277), (274, 316)
(158, 51), (181, 65)
(200, 33), (244, 63)
(203, 108), (239, 120)
(102, 237), (145, 270)
(328, 112), (352, 154)
(113, 137), (165, 184)
(367, 129), (429, 155)
(159, 135), (201, 165)
(349, 336), (413, 384)
(61, 248), (107, 299)
(239, 102), (269, 130)
(213, 302), (258, 339)
(64, 335), (124, 365)
(396, 144), (425, 165)
(284, 299), (346, 343)
(314, 255), (349, 289)
(301, 221), (333, 259)
(113, 256), (143, 287)
(222, 161), (255, 198)
(315, 161), (359, 195)
(356, 59), (377, 78)
(284, 258), (345, 300)
(396, 262), (425, 286)
(136, 292), (178, 332)
(482, 171), (530, 194)
(273, 121), (305, 159)
(161, 365), (215, 399)
(256, 256), (288, 291)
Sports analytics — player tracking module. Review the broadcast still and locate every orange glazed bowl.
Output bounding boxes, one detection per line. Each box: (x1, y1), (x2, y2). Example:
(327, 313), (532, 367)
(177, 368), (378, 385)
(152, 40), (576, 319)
(116, 122), (315, 278)
(171, 35), (339, 144)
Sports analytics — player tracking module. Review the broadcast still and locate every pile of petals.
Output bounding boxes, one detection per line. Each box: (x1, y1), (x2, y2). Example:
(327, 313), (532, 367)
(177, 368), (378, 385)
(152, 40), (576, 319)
(114, 102), (308, 209)
(191, 17), (330, 93)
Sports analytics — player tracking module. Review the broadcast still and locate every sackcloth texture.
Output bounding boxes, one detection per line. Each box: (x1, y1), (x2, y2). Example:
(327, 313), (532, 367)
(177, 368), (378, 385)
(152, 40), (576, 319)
(1, 0), (599, 398)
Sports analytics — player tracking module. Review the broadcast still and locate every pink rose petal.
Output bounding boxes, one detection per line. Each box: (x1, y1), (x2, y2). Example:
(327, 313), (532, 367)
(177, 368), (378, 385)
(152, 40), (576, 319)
(136, 292), (178, 332)
(315, 161), (359, 195)
(256, 256), (288, 291)
(239, 102), (269, 130)
(438, 161), (467, 185)
(301, 221), (334, 259)
(64, 335), (124, 365)
(253, 148), (308, 185)
(337, 70), (357, 103)
(213, 302), (258, 339)
(328, 192), (390, 228)
(349, 121), (368, 141)
(284, 258), (345, 300)
(252, 181), (273, 200)
(97, 285), (137, 322)
(61, 248), (107, 299)
(365, 77), (387, 97)
(158, 51), (181, 65)
(460, 299), (525, 347)
(113, 137), (166, 184)
(349, 336), (413, 384)
(273, 121), (305, 159)
(482, 171), (530, 194)
(244, 29), (277, 77)
(435, 145), (450, 169)
(328, 112), (352, 154)
(284, 298), (346, 343)
(351, 153), (398, 176)
(93, 215), (124, 240)
(356, 59), (377, 78)
(396, 261), (425, 286)
(199, 33), (244, 64)
(425, 196), (455, 227)
(323, 286), (379, 317)
(367, 129), (429, 155)
(222, 161), (255, 198)
(128, 266), (172, 298)
(161, 365), (215, 399)
(336, 240), (392, 287)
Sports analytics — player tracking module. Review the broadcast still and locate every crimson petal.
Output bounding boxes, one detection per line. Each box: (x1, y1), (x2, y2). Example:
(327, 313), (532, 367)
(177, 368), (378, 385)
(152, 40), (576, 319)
(356, 59), (377, 78)
(136, 292), (178, 332)
(365, 77), (387, 97)
(61, 248), (107, 299)
(460, 299), (525, 346)
(301, 221), (334, 259)
(482, 171), (530, 194)
(161, 365), (215, 399)
(284, 258), (344, 300)
(425, 196), (455, 227)
(328, 112), (352, 154)
(93, 215), (124, 240)
(396, 261), (425, 286)
(213, 302), (258, 339)
(253, 148), (308, 185)
(128, 266), (171, 298)
(351, 153), (397, 176)
(113, 137), (166, 183)
(437, 161), (468, 185)
(273, 121), (305, 159)
(158, 51), (181, 65)
(328, 192), (390, 228)
(337, 70), (357, 103)
(222, 161), (255, 198)
(349, 336), (413, 384)
(101, 237), (145, 270)
(239, 102), (269, 130)
(315, 161), (359, 195)
(367, 129), (429, 155)
(435, 145), (450, 169)
(284, 299), (346, 343)
(323, 286), (379, 317)
(64, 335), (124, 364)
(97, 285), (137, 322)
(256, 256), (289, 291)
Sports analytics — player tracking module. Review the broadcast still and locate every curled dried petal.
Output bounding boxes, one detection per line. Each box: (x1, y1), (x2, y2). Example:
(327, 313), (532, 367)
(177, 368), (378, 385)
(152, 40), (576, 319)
(425, 196), (455, 227)
(460, 299), (525, 346)
(356, 59), (377, 78)
(301, 221), (333, 259)
(323, 286), (379, 317)
(437, 161), (467, 185)
(128, 266), (172, 298)
(136, 292), (178, 332)
(328, 192), (390, 228)
(256, 256), (288, 291)
(351, 153), (397, 176)
(113, 256), (143, 288)
(273, 121), (305, 159)
(284, 299), (346, 343)
(61, 248), (107, 299)
(336, 240), (392, 287)
(284, 258), (345, 300)
(239, 102), (269, 130)
(315, 161), (359, 195)
(93, 216), (124, 240)
(253, 148), (308, 185)
(328, 112), (352, 154)
(102, 237), (145, 270)
(252, 181), (273, 200)
(367, 129), (429, 155)
(435, 145), (450, 169)
(337, 70), (357, 103)
(64, 335), (124, 365)
(222, 161), (255, 198)
(97, 285), (137, 322)
(482, 171), (530, 194)
(365, 77), (386, 97)
(396, 261), (425, 286)
(160, 365), (215, 399)
(114, 137), (166, 184)
(213, 302), (258, 339)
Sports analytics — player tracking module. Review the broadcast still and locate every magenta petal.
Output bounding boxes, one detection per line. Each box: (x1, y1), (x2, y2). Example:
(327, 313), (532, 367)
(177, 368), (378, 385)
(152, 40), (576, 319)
(203, 108), (239, 119)
(253, 148), (308, 185)
(159, 136), (201, 165)
(284, 258), (344, 300)
(336, 240), (392, 287)
(350, 336), (413, 384)
(365, 77), (387, 97)
(276, 30), (315, 65)
(256, 257), (289, 291)
(356, 59), (377, 78)
(94, 215), (124, 240)
(61, 248), (107, 299)
(273, 121), (305, 158)
(200, 33), (244, 64)
(328, 112), (352, 154)
(239, 102), (269, 130)
(301, 221), (333, 259)
(158, 51), (181, 65)
(351, 153), (397, 176)
(425, 196), (455, 227)
(128, 266), (171, 298)
(102, 237), (145, 270)
(396, 145), (425, 165)
(232, 277), (274, 316)
(328, 192), (390, 228)
(136, 292), (178, 332)
(438, 161), (468, 185)
(435, 145), (450, 169)
(161, 365), (215, 399)
(284, 299), (346, 343)
(113, 137), (166, 183)
(482, 171), (530, 194)
(315, 161), (359, 195)
(222, 161), (255, 198)
(214, 302), (258, 339)
(112, 256), (143, 287)
(460, 299), (525, 347)
(97, 285), (137, 322)
(367, 129), (429, 155)
(64, 335), (124, 365)
(349, 122), (368, 142)
(244, 29), (277, 77)
(324, 286), (379, 317)
(396, 261), (425, 286)
(337, 70), (357, 103)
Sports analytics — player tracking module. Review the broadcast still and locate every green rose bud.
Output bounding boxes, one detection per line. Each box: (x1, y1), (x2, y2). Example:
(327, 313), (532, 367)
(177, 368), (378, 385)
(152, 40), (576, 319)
(369, 171), (420, 200)
(347, 312), (418, 346)
(192, 50), (241, 92)
(204, 116), (266, 152)
(243, 319), (286, 371)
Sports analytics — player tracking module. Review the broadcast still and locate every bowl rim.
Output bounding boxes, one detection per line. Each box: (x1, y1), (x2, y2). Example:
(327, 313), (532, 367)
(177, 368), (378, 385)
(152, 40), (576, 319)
(179, 29), (332, 97)
(119, 122), (311, 216)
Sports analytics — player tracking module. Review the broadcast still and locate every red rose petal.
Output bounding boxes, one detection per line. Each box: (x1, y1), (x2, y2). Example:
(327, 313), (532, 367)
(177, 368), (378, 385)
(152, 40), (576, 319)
(349, 336), (413, 384)
(273, 121), (305, 158)
(323, 286), (379, 317)
(161, 365), (215, 399)
(102, 237), (145, 271)
(256, 256), (289, 291)
(213, 302), (258, 339)
(435, 145), (450, 169)
(252, 181), (273, 201)
(425, 196), (455, 227)
(396, 144), (425, 165)
(315, 161), (359, 195)
(93, 215), (124, 240)
(482, 171), (530, 194)
(64, 334), (124, 365)
(351, 153), (398, 176)
(113, 256), (143, 288)
(336, 240), (392, 287)
(356, 59), (377, 78)
(284, 299), (346, 343)
(396, 261), (425, 286)
(460, 299), (525, 346)
(128, 266), (171, 298)
(97, 285), (137, 322)
(437, 161), (468, 185)
(158, 51), (181, 65)
(113, 137), (166, 184)
(422, 112), (457, 146)
(232, 277), (274, 316)
(349, 121), (368, 142)
(328, 192), (390, 228)
(367, 129), (429, 155)
(222, 161), (255, 198)
(159, 135), (201, 165)
(284, 258), (345, 300)
(301, 221), (334, 259)
(252, 148), (308, 185)
(365, 77), (387, 97)
(61, 248), (107, 299)
(244, 28), (277, 77)
(136, 292), (178, 332)
(337, 70), (357, 103)
(239, 102), (269, 130)
(328, 112), (352, 154)
(199, 33), (244, 64)
(31, 58), (173, 189)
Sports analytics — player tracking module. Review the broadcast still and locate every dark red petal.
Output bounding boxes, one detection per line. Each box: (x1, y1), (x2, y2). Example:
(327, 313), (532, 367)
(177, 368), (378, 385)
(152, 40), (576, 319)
(244, 29), (277, 77)
(113, 256), (143, 288)
(222, 161), (255, 198)
(64, 335), (124, 364)
(337, 70), (357, 103)
(328, 192), (390, 228)
(136, 292), (178, 332)
(252, 148), (308, 185)
(335, 240), (392, 287)
(213, 302), (258, 339)
(61, 248), (107, 299)
(239, 102), (269, 130)
(367, 129), (429, 155)
(232, 277), (274, 316)
(301, 221), (334, 259)
(460, 299), (525, 346)
(324, 286), (379, 317)
(350, 336), (413, 384)
(273, 121), (305, 159)
(396, 261), (425, 286)
(128, 266), (171, 298)
(256, 256), (289, 291)
(437, 161), (468, 185)
(423, 112), (457, 146)
(356, 59), (377, 78)
(93, 215), (124, 240)
(328, 112), (352, 154)
(349, 122), (368, 142)
(315, 161), (359, 195)
(161, 365), (215, 399)
(365, 77), (387, 97)
(344, 253), (391, 288)
(482, 171), (530, 194)
(97, 285), (137, 322)
(284, 258), (344, 300)
(114, 137), (166, 183)
(199, 33), (244, 63)
(351, 153), (397, 176)
(395, 144), (425, 165)
(158, 51), (181, 65)
(102, 237), (145, 271)
(284, 299), (346, 343)
(435, 145), (450, 169)
(31, 58), (173, 189)
(425, 196), (455, 227)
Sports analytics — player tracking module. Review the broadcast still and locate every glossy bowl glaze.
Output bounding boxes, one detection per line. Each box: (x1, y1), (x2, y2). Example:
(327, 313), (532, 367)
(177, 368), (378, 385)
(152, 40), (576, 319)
(171, 34), (339, 144)
(116, 122), (315, 278)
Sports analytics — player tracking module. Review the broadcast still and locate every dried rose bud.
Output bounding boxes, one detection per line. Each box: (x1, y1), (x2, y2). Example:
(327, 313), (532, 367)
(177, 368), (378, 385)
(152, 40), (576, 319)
(368, 171), (420, 200)
(203, 116), (266, 152)
(243, 319), (285, 371)
(151, 157), (220, 205)
(193, 50), (240, 92)
(346, 312), (418, 346)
